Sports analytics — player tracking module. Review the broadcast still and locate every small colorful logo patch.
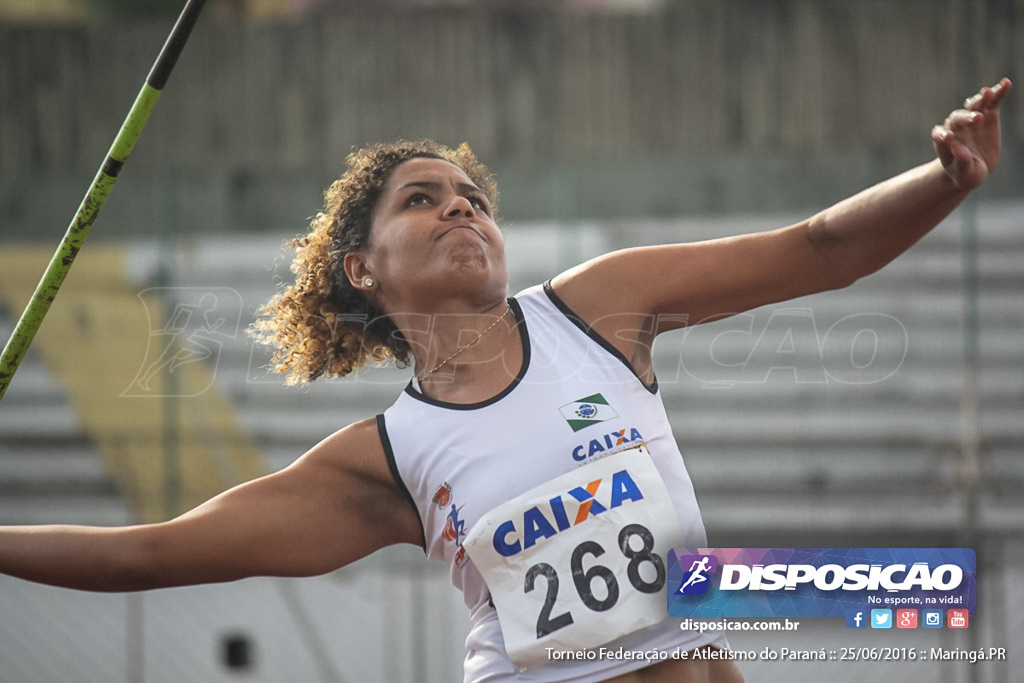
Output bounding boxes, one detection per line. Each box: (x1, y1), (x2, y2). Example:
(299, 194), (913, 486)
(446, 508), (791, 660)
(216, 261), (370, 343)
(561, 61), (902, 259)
(431, 482), (453, 509)
(560, 393), (619, 432)
(443, 503), (470, 567)
(433, 482), (469, 567)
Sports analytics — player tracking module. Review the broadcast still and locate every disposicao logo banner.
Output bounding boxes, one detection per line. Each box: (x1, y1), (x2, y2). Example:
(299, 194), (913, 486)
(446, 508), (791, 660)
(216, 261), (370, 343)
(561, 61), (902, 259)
(666, 548), (975, 618)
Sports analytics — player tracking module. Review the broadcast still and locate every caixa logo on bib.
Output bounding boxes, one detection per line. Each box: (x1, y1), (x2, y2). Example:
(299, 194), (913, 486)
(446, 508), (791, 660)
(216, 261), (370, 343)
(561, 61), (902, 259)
(491, 468), (645, 557)
(666, 548), (976, 620)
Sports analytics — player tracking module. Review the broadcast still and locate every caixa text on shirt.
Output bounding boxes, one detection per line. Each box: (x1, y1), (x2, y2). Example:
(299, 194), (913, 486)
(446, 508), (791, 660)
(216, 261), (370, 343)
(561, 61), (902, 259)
(570, 427), (645, 462)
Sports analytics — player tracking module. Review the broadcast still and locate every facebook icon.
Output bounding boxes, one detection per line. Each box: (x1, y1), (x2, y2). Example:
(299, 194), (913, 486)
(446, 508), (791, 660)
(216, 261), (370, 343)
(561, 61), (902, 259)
(845, 609), (867, 629)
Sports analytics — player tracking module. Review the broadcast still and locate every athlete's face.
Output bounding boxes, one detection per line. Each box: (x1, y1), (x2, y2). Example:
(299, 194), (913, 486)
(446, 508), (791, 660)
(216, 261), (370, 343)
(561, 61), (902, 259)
(345, 157), (509, 311)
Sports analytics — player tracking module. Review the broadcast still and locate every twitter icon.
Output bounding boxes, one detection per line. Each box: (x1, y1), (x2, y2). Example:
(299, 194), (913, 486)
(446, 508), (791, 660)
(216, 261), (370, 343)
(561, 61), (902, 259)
(870, 609), (893, 629)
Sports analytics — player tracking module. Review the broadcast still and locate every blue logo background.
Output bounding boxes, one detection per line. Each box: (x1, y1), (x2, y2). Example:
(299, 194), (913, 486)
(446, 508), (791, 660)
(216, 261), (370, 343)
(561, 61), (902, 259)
(922, 609), (944, 629)
(845, 609), (867, 629)
(674, 554), (718, 596)
(871, 609), (892, 629)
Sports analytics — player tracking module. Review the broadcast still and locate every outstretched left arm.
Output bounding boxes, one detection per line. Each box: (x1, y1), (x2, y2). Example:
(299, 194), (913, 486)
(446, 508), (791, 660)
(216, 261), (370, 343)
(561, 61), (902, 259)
(553, 79), (1011, 347)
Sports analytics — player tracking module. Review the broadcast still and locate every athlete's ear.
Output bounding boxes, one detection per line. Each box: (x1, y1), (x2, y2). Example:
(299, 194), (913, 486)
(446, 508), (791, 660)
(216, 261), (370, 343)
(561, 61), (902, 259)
(344, 252), (374, 292)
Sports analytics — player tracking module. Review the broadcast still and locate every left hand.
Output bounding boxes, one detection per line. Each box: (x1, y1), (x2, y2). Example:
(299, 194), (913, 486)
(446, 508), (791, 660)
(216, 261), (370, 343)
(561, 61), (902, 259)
(932, 78), (1012, 191)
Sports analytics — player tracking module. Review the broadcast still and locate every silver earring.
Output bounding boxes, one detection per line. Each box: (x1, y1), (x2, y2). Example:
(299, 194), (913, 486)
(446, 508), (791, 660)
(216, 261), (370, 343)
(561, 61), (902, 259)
(362, 277), (374, 288)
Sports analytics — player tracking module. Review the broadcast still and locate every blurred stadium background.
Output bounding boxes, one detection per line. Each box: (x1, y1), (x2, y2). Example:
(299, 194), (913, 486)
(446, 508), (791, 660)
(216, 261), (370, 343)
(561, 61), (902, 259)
(1, 0), (1022, 681)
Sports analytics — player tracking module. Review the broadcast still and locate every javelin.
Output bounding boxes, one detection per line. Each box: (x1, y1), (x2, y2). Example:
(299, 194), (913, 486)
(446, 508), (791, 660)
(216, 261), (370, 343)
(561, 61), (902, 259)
(0, 0), (208, 402)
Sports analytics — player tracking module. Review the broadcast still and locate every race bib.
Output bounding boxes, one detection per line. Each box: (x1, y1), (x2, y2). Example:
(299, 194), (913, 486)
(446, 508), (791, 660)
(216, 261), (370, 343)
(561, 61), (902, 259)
(463, 445), (683, 669)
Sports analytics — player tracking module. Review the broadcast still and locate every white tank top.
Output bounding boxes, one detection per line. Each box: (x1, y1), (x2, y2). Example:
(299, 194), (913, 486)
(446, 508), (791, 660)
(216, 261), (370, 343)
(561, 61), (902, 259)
(379, 283), (725, 682)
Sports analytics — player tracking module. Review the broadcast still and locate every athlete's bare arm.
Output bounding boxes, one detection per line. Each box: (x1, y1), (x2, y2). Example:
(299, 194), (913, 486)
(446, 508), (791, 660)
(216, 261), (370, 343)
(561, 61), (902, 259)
(552, 79), (1010, 377)
(0, 418), (421, 591)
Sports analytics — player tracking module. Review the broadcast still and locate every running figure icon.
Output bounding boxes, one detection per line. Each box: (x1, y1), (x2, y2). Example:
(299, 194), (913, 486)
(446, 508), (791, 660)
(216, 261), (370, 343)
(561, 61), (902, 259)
(678, 556), (714, 594)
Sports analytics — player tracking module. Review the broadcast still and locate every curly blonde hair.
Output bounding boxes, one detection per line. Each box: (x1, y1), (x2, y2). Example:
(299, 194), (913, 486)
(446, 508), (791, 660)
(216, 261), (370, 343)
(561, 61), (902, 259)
(251, 140), (499, 384)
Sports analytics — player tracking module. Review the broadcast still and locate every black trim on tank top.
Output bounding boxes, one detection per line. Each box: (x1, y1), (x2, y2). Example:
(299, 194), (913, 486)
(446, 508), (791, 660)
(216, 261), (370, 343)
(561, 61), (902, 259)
(376, 413), (427, 550)
(402, 297), (530, 410)
(542, 280), (658, 394)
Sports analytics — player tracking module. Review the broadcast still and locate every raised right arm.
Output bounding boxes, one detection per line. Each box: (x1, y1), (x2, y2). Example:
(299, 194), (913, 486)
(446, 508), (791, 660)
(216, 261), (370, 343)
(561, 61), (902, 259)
(0, 417), (422, 592)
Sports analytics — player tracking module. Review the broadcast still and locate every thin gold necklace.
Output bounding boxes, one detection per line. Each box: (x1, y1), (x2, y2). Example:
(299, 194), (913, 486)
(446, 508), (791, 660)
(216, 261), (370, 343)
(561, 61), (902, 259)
(417, 303), (511, 382)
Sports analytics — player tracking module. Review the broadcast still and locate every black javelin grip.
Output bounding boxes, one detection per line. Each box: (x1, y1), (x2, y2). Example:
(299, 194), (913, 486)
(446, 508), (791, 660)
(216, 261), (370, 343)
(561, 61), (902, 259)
(147, 0), (207, 91)
(0, 0), (208, 401)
